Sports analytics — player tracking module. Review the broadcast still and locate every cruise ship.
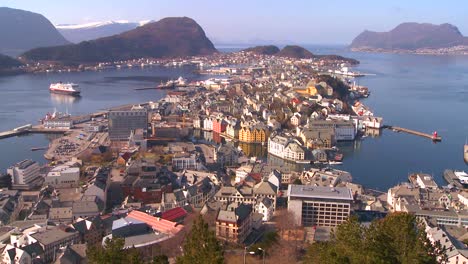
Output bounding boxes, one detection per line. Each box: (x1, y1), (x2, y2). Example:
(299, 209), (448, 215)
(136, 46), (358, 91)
(49, 83), (80, 95)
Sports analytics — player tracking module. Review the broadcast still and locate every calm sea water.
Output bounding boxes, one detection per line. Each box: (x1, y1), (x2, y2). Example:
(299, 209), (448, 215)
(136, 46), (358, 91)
(0, 46), (467, 190)
(306, 45), (468, 190)
(0, 66), (199, 170)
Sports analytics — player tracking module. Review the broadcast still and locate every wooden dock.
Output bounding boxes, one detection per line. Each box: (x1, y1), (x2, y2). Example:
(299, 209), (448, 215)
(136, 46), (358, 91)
(384, 125), (442, 141)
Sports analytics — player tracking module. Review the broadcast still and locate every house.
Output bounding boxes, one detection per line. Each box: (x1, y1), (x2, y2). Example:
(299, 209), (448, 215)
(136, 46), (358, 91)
(225, 120), (240, 139)
(214, 144), (239, 166)
(216, 203), (253, 243)
(212, 118), (227, 134)
(290, 113), (302, 127)
(238, 124), (269, 143)
(268, 134), (305, 161)
(203, 116), (214, 131)
(297, 126), (335, 149)
(362, 116), (384, 129)
(117, 152), (133, 166)
(255, 197), (274, 222)
(193, 116), (202, 129)
(307, 120), (356, 141)
(425, 222), (468, 264)
(84, 167), (110, 205)
(214, 181), (277, 210)
(172, 153), (202, 171)
(0, 190), (22, 225)
(56, 244), (87, 264)
(44, 163), (80, 188)
(2, 242), (44, 264)
(311, 149), (328, 162)
(235, 165), (253, 183)
(28, 226), (80, 263)
(72, 216), (106, 246)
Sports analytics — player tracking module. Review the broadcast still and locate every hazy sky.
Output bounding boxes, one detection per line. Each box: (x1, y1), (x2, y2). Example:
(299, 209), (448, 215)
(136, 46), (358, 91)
(1, 0), (468, 44)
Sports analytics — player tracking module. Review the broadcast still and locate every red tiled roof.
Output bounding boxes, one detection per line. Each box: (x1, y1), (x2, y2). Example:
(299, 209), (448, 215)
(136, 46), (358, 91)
(127, 210), (184, 235)
(161, 207), (187, 222)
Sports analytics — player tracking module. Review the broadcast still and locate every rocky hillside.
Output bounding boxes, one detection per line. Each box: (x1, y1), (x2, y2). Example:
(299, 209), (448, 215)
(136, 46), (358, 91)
(22, 17), (217, 63)
(0, 7), (69, 57)
(276, 45), (315, 59)
(0, 54), (24, 75)
(242, 45), (280, 55)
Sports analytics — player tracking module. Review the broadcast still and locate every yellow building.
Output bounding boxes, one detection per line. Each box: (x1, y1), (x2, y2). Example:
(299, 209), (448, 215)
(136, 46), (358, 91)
(294, 80), (318, 96)
(239, 126), (269, 143)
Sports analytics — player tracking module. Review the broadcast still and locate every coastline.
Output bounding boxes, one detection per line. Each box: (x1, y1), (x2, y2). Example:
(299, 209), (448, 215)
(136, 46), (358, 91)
(350, 47), (468, 56)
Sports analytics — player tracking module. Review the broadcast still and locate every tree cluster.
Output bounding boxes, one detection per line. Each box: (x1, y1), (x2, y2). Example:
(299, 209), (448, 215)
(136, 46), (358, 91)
(176, 215), (224, 264)
(304, 212), (446, 264)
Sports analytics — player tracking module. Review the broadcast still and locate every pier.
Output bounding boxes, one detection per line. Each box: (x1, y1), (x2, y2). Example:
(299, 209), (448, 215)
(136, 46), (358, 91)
(384, 125), (442, 141)
(443, 170), (464, 189)
(0, 130), (28, 139)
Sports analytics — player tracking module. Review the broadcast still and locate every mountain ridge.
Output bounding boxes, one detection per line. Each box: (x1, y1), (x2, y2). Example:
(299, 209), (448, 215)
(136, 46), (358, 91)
(0, 7), (70, 57)
(242, 45), (359, 64)
(350, 22), (468, 52)
(22, 17), (218, 64)
(56, 20), (155, 43)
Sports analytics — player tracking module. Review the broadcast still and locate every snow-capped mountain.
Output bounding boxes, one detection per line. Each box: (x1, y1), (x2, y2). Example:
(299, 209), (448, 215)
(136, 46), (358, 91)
(56, 20), (154, 43)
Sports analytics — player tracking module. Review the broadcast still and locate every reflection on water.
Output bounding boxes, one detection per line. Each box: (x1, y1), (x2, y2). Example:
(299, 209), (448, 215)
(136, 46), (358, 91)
(364, 128), (381, 138)
(50, 93), (81, 106)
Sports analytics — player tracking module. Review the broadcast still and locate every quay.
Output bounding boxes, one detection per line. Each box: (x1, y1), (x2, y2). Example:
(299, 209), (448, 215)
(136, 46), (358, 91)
(443, 169), (464, 189)
(0, 130), (28, 139)
(384, 125), (442, 141)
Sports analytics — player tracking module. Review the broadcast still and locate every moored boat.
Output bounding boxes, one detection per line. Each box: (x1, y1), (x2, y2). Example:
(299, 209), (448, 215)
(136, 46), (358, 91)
(455, 170), (468, 185)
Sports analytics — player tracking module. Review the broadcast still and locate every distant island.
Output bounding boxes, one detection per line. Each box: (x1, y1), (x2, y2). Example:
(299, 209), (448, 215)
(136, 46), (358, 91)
(350, 22), (468, 55)
(0, 7), (70, 57)
(22, 17), (218, 64)
(243, 45), (359, 64)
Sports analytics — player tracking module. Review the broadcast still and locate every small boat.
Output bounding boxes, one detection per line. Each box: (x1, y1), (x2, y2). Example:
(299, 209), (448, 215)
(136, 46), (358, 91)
(328, 161), (343, 165)
(334, 153), (344, 162)
(31, 147), (47, 151)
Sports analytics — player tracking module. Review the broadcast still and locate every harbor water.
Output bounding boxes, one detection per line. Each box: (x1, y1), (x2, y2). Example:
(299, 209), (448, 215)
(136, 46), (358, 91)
(0, 47), (467, 190)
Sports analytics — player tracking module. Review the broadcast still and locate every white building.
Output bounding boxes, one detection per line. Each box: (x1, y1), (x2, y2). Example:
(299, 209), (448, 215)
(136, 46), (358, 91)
(362, 116), (384, 129)
(193, 116), (202, 129)
(308, 120), (356, 141)
(172, 153), (202, 171)
(415, 173), (438, 189)
(335, 122), (356, 141)
(44, 164), (80, 188)
(290, 113), (302, 127)
(268, 134), (305, 161)
(425, 223), (468, 264)
(7, 160), (41, 188)
(288, 185), (353, 227)
(235, 165), (253, 183)
(203, 116), (213, 131)
(255, 197), (274, 222)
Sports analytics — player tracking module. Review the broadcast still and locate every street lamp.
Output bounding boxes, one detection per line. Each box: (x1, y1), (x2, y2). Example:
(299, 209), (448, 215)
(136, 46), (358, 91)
(258, 247), (266, 264)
